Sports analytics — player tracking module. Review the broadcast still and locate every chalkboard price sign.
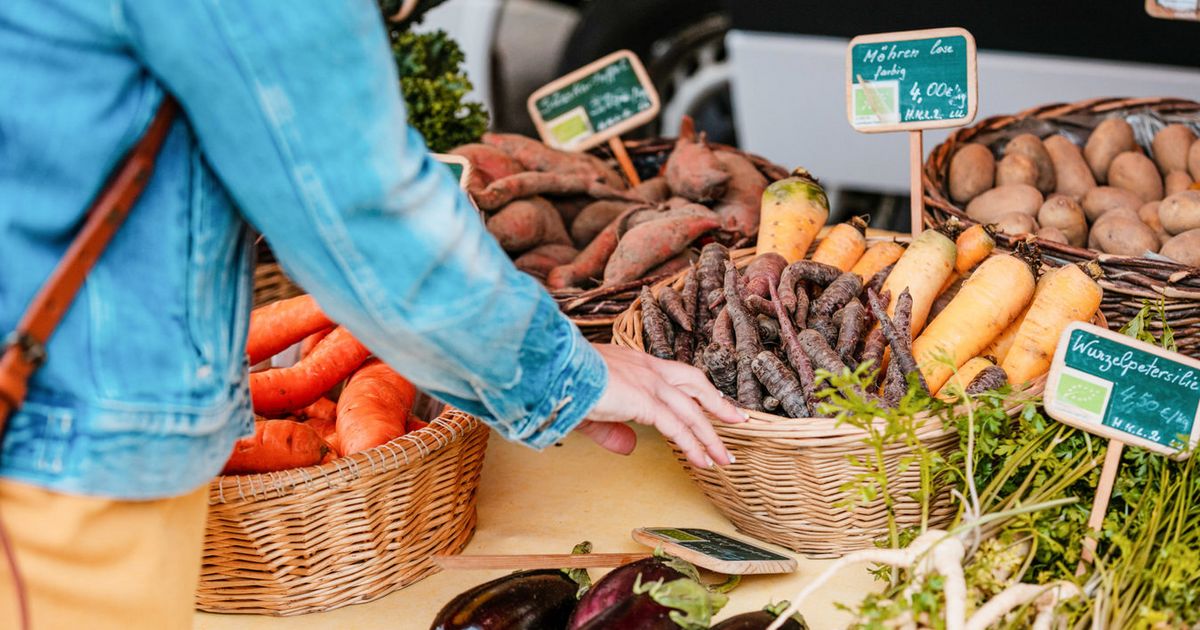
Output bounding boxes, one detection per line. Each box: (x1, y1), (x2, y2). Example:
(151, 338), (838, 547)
(845, 27), (978, 133)
(1045, 322), (1200, 457)
(527, 50), (660, 152)
(432, 153), (471, 190)
(632, 527), (796, 575)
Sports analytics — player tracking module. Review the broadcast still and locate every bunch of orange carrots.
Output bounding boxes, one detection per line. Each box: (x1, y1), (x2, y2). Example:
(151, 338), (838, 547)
(221, 295), (426, 476)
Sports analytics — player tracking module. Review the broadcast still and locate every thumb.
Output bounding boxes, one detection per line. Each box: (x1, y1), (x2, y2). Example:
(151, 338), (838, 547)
(575, 421), (638, 456)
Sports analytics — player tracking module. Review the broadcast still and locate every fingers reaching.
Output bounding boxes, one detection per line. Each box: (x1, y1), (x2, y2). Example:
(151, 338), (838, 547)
(575, 421), (637, 456)
(655, 385), (732, 466)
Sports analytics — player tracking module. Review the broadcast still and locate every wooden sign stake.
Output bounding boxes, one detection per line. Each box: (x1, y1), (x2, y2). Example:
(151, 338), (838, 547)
(1076, 440), (1125, 574)
(909, 130), (924, 237)
(608, 136), (642, 186)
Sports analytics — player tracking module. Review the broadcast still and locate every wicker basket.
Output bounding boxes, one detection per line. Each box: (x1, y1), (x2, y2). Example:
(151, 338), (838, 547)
(198, 264), (490, 616)
(923, 96), (1200, 355)
(610, 242), (1061, 557)
(548, 138), (789, 343)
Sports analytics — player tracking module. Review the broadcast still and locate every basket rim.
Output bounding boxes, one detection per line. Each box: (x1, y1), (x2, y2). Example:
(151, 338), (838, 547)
(209, 410), (482, 504)
(921, 95), (1200, 284)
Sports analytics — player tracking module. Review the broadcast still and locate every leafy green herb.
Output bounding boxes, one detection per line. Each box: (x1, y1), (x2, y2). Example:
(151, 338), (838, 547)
(388, 29), (489, 152)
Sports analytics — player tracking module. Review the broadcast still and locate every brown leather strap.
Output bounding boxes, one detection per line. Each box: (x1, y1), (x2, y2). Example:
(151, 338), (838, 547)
(0, 96), (179, 436)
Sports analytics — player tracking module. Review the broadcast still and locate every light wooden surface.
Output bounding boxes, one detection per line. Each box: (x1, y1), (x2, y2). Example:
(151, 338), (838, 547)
(194, 424), (879, 629)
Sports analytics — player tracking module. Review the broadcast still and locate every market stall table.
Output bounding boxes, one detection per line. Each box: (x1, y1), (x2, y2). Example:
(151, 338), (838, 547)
(194, 424), (879, 629)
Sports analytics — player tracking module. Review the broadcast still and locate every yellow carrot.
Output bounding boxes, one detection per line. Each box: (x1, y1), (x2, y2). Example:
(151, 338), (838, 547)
(851, 241), (905, 279)
(1001, 264), (1103, 385)
(936, 356), (995, 399)
(881, 229), (958, 338)
(937, 223), (997, 295)
(912, 254), (1036, 393)
(811, 215), (868, 271)
(984, 304), (1030, 364)
(756, 168), (829, 264)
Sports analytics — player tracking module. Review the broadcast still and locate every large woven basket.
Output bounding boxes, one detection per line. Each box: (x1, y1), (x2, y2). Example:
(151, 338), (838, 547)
(923, 96), (1200, 355)
(610, 242), (1056, 557)
(198, 261), (490, 616)
(548, 138), (789, 343)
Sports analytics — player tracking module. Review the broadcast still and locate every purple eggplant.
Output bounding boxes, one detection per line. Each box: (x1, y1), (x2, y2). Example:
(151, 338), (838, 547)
(574, 575), (727, 630)
(568, 556), (697, 628)
(429, 569), (577, 630)
(711, 601), (808, 629)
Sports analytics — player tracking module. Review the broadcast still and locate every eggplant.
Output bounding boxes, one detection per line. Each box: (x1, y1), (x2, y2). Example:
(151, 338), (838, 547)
(568, 556), (696, 628)
(574, 591), (678, 629)
(573, 572), (727, 630)
(429, 569), (577, 630)
(711, 602), (807, 630)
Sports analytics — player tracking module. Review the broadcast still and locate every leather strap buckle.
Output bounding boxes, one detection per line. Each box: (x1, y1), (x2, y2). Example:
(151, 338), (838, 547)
(3, 331), (46, 370)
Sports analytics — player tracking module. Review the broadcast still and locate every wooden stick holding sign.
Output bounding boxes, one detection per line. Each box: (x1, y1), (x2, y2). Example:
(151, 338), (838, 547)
(1042, 322), (1200, 573)
(846, 28), (978, 237)
(526, 49), (661, 186)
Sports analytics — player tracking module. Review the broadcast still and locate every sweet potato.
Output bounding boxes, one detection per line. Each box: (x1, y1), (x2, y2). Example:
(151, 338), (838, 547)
(713, 150), (768, 238)
(449, 143), (524, 197)
(486, 196), (571, 253)
(624, 203), (718, 231)
(664, 115), (730, 202)
(632, 177), (671, 203)
(552, 195), (595, 229)
(514, 244), (579, 278)
(644, 252), (695, 279)
(547, 222), (622, 289)
(482, 132), (623, 187)
(475, 172), (640, 211)
(603, 215), (720, 285)
(571, 200), (641, 246)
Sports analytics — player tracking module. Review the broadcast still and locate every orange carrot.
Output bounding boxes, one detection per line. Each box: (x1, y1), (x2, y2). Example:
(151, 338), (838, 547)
(935, 355), (996, 399)
(811, 216), (868, 271)
(221, 419), (330, 475)
(296, 397), (336, 423)
(249, 326), (371, 416)
(407, 414), (430, 433)
(246, 295), (335, 366)
(937, 223), (997, 295)
(881, 229), (958, 338)
(336, 359), (418, 455)
(299, 327), (334, 359)
(851, 241), (905, 280)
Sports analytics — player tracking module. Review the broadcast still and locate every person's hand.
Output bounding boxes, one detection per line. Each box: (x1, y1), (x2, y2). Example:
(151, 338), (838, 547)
(574, 344), (746, 469)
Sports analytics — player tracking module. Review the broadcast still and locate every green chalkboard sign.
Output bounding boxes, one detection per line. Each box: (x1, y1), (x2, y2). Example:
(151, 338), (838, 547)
(631, 527), (796, 575)
(1045, 322), (1200, 457)
(433, 153), (471, 190)
(527, 50), (660, 151)
(846, 27), (977, 133)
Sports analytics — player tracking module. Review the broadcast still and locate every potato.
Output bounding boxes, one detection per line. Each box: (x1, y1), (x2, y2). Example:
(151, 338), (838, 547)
(948, 143), (996, 204)
(1158, 190), (1200, 235)
(1159, 229), (1200, 267)
(964, 184), (1043, 225)
(1081, 186), (1143, 222)
(1085, 118), (1137, 183)
(1037, 226), (1069, 245)
(1138, 201), (1171, 243)
(993, 212), (1038, 237)
(1190, 140), (1200, 181)
(1151, 124), (1198, 175)
(1088, 215), (1159, 256)
(1166, 170), (1194, 197)
(1037, 195), (1088, 247)
(995, 153), (1038, 188)
(1043, 135), (1096, 200)
(1108, 151), (1164, 202)
(1004, 134), (1055, 194)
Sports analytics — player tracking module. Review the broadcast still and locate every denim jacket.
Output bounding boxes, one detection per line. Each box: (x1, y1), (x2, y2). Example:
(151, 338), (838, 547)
(0, 1), (606, 500)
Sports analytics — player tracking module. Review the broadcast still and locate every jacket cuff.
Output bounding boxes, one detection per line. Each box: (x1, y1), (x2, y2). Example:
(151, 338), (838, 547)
(519, 321), (608, 449)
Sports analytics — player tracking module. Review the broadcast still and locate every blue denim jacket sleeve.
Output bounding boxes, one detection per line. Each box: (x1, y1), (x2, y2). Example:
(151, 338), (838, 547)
(120, 0), (607, 448)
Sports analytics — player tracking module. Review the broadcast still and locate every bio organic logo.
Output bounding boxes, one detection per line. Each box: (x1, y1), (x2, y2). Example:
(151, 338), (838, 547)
(1058, 372), (1110, 416)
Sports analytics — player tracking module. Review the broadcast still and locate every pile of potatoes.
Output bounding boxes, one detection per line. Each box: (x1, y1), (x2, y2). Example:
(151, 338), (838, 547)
(948, 119), (1200, 266)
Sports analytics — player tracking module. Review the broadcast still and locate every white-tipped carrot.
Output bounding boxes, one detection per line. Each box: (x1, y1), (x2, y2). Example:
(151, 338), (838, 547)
(1001, 263), (1103, 385)
(912, 254), (1036, 393)
(811, 215), (868, 271)
(881, 229), (958, 338)
(850, 240), (905, 280)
